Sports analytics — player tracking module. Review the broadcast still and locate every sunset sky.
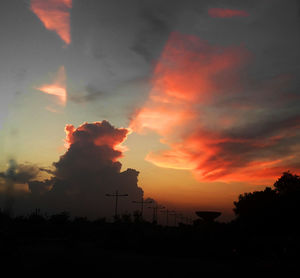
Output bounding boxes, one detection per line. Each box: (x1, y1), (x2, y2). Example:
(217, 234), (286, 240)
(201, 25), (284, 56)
(0, 0), (300, 221)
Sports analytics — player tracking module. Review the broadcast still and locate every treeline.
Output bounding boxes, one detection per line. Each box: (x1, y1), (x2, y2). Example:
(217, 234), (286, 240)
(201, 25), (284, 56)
(0, 171), (300, 274)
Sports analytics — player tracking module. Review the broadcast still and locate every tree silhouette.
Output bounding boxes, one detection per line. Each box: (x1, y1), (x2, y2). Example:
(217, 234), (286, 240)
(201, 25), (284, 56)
(233, 171), (300, 233)
(233, 187), (277, 216)
(233, 187), (278, 230)
(274, 171), (300, 194)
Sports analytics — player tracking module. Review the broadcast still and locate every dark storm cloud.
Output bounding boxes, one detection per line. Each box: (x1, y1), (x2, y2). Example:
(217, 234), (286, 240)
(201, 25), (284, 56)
(0, 121), (144, 219)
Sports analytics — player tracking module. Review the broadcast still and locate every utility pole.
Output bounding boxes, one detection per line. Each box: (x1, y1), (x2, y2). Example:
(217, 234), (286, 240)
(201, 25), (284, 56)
(187, 217), (193, 225)
(132, 198), (152, 218)
(177, 214), (185, 225)
(160, 209), (175, 226)
(106, 190), (128, 220)
(178, 215), (191, 225)
(148, 204), (165, 224)
(169, 212), (178, 227)
(180, 215), (185, 224)
(35, 208), (41, 216)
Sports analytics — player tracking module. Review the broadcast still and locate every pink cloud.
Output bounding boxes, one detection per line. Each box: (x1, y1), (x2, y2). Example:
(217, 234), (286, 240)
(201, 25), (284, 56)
(208, 8), (249, 18)
(130, 32), (300, 183)
(31, 0), (72, 45)
(36, 66), (67, 107)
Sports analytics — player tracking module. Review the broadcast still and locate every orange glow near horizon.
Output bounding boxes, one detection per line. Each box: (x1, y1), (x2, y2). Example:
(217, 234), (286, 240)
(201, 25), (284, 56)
(30, 0), (72, 45)
(37, 66), (67, 106)
(130, 31), (297, 184)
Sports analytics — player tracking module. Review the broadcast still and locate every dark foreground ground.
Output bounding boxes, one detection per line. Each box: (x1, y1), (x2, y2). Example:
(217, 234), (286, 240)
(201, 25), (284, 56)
(1, 215), (300, 276)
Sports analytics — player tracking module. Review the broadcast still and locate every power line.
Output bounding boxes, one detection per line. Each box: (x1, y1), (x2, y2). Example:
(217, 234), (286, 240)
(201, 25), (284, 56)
(132, 198), (152, 219)
(160, 209), (175, 226)
(105, 190), (128, 220)
(169, 211), (179, 226)
(148, 204), (165, 224)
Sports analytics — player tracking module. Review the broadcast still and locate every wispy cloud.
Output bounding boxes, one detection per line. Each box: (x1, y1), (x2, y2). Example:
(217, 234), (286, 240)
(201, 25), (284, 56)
(30, 0), (72, 45)
(131, 32), (300, 183)
(68, 86), (105, 104)
(208, 8), (249, 18)
(36, 66), (67, 108)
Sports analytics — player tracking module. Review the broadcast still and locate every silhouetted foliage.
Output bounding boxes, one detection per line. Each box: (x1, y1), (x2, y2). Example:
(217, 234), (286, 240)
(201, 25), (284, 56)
(133, 210), (143, 223)
(120, 213), (132, 223)
(73, 216), (88, 224)
(93, 217), (106, 225)
(274, 171), (300, 194)
(27, 212), (46, 224)
(0, 208), (12, 226)
(49, 211), (70, 225)
(233, 187), (278, 218)
(233, 171), (300, 233)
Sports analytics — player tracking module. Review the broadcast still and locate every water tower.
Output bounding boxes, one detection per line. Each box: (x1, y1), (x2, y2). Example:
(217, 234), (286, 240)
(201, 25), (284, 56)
(195, 211), (221, 223)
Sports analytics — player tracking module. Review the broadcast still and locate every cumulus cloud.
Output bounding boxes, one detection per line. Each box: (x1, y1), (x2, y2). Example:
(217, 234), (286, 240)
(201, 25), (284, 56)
(0, 121), (144, 219)
(130, 31), (300, 183)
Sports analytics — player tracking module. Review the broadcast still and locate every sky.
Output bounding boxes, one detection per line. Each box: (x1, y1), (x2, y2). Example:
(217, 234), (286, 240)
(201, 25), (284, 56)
(0, 0), (300, 222)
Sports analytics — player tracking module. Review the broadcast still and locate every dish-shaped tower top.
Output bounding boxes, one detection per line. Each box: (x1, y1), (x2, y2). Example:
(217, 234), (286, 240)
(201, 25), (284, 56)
(195, 211), (221, 222)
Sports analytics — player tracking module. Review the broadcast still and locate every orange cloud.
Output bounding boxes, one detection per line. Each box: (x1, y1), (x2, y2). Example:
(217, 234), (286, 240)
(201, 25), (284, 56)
(64, 121), (130, 160)
(37, 66), (67, 106)
(208, 8), (249, 18)
(31, 0), (72, 45)
(131, 32), (249, 134)
(131, 32), (300, 183)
